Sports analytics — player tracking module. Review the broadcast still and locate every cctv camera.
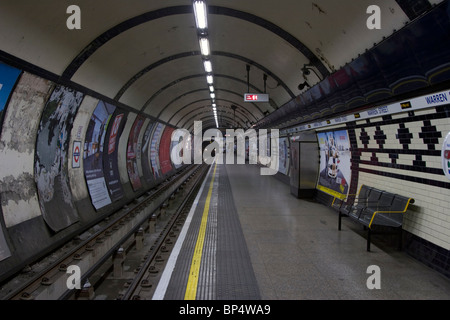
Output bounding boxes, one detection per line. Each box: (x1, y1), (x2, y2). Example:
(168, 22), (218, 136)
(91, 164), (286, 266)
(298, 81), (310, 90)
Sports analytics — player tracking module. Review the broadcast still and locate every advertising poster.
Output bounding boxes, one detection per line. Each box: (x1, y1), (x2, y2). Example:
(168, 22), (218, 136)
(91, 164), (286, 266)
(170, 129), (188, 169)
(141, 121), (155, 184)
(127, 115), (145, 191)
(103, 110), (126, 202)
(278, 137), (290, 175)
(0, 62), (21, 261)
(317, 130), (351, 199)
(35, 85), (84, 232)
(159, 126), (174, 175)
(150, 123), (164, 179)
(0, 62), (21, 130)
(83, 100), (116, 210)
(0, 226), (10, 262)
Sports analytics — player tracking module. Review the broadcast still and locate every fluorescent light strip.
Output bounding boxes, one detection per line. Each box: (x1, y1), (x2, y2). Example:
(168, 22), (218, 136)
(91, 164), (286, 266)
(193, 2), (217, 124)
(193, 1), (208, 30)
(199, 38), (210, 56)
(204, 60), (212, 73)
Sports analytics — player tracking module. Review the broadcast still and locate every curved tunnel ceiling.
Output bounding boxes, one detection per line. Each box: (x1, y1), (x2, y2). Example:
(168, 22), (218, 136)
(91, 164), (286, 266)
(0, 0), (430, 131)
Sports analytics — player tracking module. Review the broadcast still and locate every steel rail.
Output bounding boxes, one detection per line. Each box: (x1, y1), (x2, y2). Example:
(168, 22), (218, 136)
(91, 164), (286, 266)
(120, 164), (209, 300)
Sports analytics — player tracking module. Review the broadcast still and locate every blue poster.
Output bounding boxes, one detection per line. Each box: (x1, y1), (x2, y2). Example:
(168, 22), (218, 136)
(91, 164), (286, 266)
(0, 62), (21, 113)
(0, 62), (21, 261)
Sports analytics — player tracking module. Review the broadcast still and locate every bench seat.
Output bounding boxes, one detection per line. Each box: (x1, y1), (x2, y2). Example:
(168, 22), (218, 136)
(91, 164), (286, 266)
(333, 185), (414, 251)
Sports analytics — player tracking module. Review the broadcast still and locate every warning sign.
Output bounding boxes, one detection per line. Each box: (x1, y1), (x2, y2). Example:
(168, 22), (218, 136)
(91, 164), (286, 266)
(73, 141), (81, 168)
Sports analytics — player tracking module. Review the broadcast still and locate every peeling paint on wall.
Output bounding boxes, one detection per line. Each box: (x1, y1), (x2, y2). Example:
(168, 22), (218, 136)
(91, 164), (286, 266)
(0, 174), (36, 203)
(0, 72), (53, 227)
(34, 85), (84, 232)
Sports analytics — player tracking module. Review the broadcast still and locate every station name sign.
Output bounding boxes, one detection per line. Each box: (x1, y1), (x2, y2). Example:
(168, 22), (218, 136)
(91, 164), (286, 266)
(283, 89), (450, 135)
(244, 93), (269, 102)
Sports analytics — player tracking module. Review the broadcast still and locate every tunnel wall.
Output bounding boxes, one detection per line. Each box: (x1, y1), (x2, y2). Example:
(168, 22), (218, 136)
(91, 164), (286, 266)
(0, 61), (180, 282)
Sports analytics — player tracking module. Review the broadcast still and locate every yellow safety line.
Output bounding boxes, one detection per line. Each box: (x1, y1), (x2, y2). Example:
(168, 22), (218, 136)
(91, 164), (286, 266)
(184, 162), (218, 300)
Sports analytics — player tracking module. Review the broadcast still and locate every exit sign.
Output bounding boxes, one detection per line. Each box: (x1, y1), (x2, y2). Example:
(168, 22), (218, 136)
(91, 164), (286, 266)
(244, 93), (269, 102)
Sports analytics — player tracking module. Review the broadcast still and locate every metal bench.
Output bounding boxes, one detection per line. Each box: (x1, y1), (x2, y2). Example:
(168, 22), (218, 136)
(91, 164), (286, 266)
(333, 185), (414, 251)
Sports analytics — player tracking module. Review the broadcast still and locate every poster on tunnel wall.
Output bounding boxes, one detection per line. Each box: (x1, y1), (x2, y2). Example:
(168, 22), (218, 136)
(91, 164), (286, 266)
(278, 137), (290, 175)
(103, 110), (126, 202)
(127, 115), (145, 191)
(170, 129), (187, 170)
(0, 224), (10, 262)
(317, 130), (351, 200)
(35, 85), (84, 232)
(141, 121), (155, 185)
(150, 123), (164, 179)
(0, 62), (22, 261)
(0, 62), (21, 132)
(83, 100), (116, 210)
(159, 126), (174, 175)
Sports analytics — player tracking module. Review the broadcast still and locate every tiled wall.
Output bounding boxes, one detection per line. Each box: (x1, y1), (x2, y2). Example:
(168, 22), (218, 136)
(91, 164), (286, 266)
(341, 104), (450, 277)
(314, 103), (450, 276)
(347, 104), (450, 251)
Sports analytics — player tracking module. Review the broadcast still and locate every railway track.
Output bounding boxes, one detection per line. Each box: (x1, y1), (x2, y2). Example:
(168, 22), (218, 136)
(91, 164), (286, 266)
(1, 164), (209, 300)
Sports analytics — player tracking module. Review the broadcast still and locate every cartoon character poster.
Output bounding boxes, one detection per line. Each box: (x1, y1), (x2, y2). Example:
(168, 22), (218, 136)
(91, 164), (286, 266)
(317, 130), (351, 199)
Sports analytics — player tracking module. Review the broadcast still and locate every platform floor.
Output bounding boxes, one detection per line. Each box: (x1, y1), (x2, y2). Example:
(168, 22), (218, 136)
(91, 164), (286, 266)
(154, 160), (450, 300)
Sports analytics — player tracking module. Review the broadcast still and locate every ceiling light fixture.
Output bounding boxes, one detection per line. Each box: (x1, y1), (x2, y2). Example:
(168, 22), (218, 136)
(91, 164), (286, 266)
(192, 0), (219, 128)
(204, 60), (212, 73)
(193, 1), (208, 31)
(199, 38), (210, 56)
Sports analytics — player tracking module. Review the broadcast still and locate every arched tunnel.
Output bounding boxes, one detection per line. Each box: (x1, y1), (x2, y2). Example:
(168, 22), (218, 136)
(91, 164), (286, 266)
(1, 0), (450, 303)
